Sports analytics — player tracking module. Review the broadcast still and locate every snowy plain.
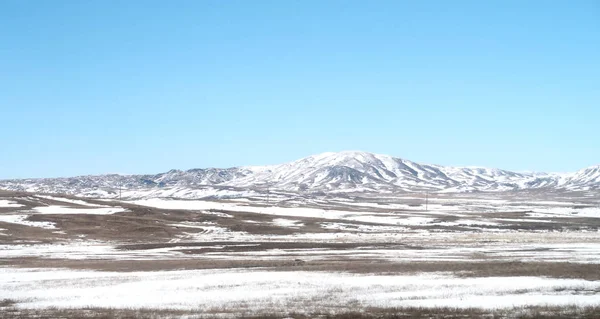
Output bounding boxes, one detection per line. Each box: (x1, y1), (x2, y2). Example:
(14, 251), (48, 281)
(1, 191), (600, 317)
(2, 268), (600, 313)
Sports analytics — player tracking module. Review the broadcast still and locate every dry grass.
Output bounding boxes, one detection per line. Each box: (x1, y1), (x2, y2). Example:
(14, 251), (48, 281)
(1, 306), (599, 319)
(0, 299), (17, 308)
(2, 257), (599, 281)
(0, 307), (190, 319)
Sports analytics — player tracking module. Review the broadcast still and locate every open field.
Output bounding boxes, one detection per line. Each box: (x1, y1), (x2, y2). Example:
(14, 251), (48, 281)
(1, 189), (599, 318)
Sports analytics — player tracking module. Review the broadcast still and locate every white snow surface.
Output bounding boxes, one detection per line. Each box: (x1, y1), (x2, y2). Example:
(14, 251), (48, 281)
(2, 268), (600, 312)
(528, 207), (600, 218)
(32, 206), (126, 215)
(0, 215), (56, 229)
(35, 195), (109, 207)
(272, 218), (304, 228)
(0, 200), (23, 208)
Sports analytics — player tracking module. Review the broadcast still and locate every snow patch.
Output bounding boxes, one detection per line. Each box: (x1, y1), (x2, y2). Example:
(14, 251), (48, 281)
(0, 215), (56, 229)
(272, 218), (304, 228)
(0, 200), (23, 208)
(35, 195), (109, 207)
(33, 206), (126, 215)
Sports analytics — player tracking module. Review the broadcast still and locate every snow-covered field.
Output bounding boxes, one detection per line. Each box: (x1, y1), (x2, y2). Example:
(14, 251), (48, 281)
(1, 191), (599, 317)
(2, 268), (600, 313)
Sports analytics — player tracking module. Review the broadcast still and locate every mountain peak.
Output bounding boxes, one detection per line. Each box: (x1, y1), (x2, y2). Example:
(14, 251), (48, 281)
(308, 151), (400, 164)
(327, 150), (393, 157)
(311, 150), (377, 159)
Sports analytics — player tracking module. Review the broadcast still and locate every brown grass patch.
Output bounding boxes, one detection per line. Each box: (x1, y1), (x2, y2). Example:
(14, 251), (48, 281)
(2, 257), (599, 281)
(1, 305), (599, 319)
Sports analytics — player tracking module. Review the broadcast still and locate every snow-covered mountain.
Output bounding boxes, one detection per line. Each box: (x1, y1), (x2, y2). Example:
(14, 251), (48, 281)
(1, 151), (598, 198)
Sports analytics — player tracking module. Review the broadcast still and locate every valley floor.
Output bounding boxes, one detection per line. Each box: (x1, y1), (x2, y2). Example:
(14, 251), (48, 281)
(1, 190), (599, 318)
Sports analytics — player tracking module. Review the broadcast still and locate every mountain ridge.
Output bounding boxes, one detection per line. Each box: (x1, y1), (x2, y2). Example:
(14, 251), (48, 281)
(1, 151), (598, 198)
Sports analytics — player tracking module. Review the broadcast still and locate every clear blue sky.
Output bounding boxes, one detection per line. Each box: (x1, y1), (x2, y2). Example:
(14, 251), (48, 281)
(1, 0), (598, 178)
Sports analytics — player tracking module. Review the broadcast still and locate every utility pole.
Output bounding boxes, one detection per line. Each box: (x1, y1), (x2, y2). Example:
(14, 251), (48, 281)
(119, 180), (122, 201)
(425, 191), (428, 211)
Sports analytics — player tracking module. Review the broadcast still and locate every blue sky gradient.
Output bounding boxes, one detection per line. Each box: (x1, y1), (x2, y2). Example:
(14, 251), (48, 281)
(1, 0), (599, 178)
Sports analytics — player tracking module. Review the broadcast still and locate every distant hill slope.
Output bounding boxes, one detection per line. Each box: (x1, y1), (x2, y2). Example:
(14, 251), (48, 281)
(1, 151), (598, 198)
